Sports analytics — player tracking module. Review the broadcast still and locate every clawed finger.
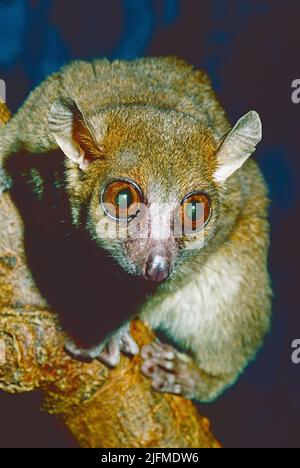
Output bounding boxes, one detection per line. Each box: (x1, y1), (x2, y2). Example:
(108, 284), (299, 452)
(141, 342), (176, 361)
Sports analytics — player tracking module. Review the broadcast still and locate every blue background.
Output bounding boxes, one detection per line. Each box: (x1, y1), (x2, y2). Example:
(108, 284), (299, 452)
(0, 0), (299, 448)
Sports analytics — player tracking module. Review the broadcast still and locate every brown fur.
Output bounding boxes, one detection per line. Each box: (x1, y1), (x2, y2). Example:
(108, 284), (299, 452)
(0, 57), (272, 402)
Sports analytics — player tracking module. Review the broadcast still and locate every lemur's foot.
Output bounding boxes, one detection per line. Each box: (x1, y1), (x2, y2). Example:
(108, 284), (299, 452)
(141, 341), (202, 399)
(65, 324), (139, 368)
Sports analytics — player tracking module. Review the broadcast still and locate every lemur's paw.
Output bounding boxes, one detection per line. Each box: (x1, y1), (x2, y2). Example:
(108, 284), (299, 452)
(118, 325), (139, 357)
(64, 324), (139, 368)
(141, 341), (201, 399)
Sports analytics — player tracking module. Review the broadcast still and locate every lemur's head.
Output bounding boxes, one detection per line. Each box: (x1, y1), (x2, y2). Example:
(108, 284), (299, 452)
(49, 98), (261, 283)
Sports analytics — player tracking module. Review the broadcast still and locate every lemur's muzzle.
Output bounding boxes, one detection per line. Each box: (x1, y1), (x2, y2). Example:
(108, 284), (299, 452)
(144, 254), (171, 283)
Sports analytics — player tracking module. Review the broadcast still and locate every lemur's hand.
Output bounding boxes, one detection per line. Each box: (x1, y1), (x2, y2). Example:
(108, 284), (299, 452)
(65, 323), (139, 368)
(141, 341), (203, 399)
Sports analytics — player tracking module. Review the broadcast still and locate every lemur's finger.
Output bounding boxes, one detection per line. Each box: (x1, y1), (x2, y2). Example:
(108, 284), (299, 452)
(141, 342), (175, 361)
(120, 332), (139, 356)
(152, 376), (182, 396)
(97, 338), (121, 367)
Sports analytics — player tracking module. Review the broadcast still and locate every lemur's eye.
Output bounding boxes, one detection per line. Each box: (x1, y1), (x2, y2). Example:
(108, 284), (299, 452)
(101, 180), (142, 221)
(179, 192), (211, 234)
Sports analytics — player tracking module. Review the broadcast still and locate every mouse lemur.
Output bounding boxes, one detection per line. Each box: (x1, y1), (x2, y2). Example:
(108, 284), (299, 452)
(0, 57), (272, 402)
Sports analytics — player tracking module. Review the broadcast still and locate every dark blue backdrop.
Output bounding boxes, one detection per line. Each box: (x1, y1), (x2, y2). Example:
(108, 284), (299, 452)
(0, 0), (299, 448)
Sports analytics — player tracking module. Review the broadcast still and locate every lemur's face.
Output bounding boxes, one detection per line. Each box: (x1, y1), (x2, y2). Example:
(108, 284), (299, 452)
(87, 121), (219, 282)
(49, 99), (262, 282)
(96, 177), (214, 282)
(68, 105), (220, 282)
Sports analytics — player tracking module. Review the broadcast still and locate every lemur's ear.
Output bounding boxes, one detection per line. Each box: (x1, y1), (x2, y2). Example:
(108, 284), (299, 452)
(48, 97), (100, 170)
(214, 111), (262, 182)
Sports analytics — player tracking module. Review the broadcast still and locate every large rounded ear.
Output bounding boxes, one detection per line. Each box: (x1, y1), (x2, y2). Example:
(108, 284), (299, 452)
(214, 111), (262, 182)
(48, 97), (100, 171)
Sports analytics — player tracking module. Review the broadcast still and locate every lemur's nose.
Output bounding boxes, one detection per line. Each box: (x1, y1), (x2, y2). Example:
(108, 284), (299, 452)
(144, 254), (170, 283)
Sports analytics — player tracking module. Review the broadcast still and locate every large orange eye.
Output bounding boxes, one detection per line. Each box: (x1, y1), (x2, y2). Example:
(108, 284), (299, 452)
(179, 192), (211, 234)
(101, 180), (142, 221)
